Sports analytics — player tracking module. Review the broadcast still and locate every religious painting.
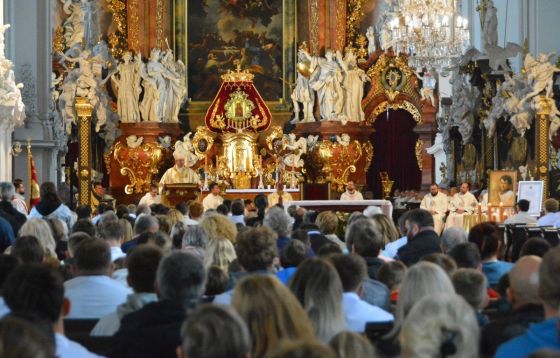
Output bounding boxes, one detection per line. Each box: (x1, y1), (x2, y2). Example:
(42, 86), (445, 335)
(488, 170), (517, 206)
(175, 0), (295, 107)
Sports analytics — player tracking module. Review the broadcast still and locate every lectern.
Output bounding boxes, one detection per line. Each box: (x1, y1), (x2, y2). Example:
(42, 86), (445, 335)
(161, 184), (200, 207)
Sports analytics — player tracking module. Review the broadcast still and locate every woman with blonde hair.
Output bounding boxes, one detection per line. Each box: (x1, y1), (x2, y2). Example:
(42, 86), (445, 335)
(200, 215), (237, 243)
(17, 218), (57, 260)
(371, 213), (400, 247)
(204, 237), (237, 273)
(289, 258), (345, 342)
(377, 261), (455, 357)
(400, 293), (479, 358)
(232, 275), (315, 357)
(166, 208), (184, 228)
(119, 218), (133, 243)
(316, 211), (346, 252)
(330, 331), (375, 358)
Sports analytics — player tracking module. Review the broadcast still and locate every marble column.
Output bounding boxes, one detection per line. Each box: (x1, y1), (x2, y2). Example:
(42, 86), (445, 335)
(0, 120), (15, 181)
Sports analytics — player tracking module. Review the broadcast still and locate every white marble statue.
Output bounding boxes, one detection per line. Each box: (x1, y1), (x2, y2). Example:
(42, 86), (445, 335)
(310, 49), (344, 121)
(518, 165), (528, 181)
(282, 134), (307, 168)
(112, 51), (142, 123)
(61, 0), (100, 50)
(486, 43), (524, 72)
(0, 25), (25, 126)
(414, 69), (437, 107)
(176, 132), (201, 168)
(518, 53), (560, 108)
(126, 135), (143, 149)
(306, 134), (319, 150)
(0, 24), (10, 58)
(160, 48), (187, 122)
(338, 49), (370, 123)
(366, 26), (376, 55)
(291, 46), (317, 123)
(450, 74), (476, 144)
(484, 83), (506, 137)
(336, 133), (351, 147)
(158, 135), (172, 149)
(482, 1), (498, 52)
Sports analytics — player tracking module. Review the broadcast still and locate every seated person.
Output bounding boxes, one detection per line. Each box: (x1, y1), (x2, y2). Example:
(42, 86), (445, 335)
(340, 181), (364, 201)
(419, 184), (448, 235)
(396, 209), (441, 267)
(452, 269), (489, 326)
(468, 222), (513, 287)
(538, 198), (560, 226)
(445, 183), (478, 229)
(202, 182), (224, 211)
(504, 199), (537, 225)
(329, 254), (393, 333)
(138, 184), (161, 207)
(64, 238), (131, 318)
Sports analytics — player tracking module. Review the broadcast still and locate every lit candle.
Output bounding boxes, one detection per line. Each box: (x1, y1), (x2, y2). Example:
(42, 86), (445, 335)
(499, 202), (504, 222)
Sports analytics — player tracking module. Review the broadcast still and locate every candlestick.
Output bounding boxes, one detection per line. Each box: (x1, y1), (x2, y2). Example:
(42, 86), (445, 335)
(477, 203), (482, 223)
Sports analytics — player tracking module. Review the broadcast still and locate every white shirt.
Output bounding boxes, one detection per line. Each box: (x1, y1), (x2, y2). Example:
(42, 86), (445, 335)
(202, 194), (224, 211)
(504, 212), (538, 225)
(64, 275), (132, 319)
(55, 333), (103, 358)
(230, 215), (245, 225)
(184, 216), (200, 226)
(340, 190), (364, 201)
(381, 236), (408, 259)
(538, 212), (560, 226)
(420, 192), (448, 216)
(342, 292), (394, 333)
(110, 246), (126, 262)
(138, 193), (161, 207)
(12, 194), (27, 215)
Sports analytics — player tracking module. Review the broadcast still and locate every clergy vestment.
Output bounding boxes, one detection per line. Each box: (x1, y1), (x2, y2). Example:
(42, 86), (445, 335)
(202, 194), (224, 211)
(420, 192), (449, 234)
(138, 193), (161, 207)
(445, 192), (478, 229)
(159, 166), (199, 186)
(268, 191), (293, 207)
(340, 190), (364, 201)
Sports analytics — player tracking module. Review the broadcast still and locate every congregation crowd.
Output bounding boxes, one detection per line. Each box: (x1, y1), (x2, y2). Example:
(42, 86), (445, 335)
(0, 179), (560, 357)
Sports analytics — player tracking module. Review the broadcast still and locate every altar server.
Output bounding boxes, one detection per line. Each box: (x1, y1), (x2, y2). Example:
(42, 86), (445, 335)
(138, 184), (161, 207)
(202, 182), (224, 211)
(340, 180), (364, 201)
(420, 183), (448, 235)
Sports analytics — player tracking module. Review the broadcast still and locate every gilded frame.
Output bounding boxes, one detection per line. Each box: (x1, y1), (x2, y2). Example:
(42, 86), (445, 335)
(488, 170), (517, 207)
(172, 0), (296, 113)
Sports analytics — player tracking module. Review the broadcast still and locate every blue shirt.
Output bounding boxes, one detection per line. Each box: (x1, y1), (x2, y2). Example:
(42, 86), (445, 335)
(276, 267), (297, 285)
(539, 212), (560, 226)
(483, 260), (514, 286)
(495, 318), (560, 358)
(0, 216), (14, 252)
(381, 236), (407, 259)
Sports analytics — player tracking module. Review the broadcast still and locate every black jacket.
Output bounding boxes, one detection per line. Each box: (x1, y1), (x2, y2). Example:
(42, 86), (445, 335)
(364, 256), (385, 280)
(396, 229), (441, 266)
(0, 201), (26, 236)
(109, 300), (190, 358)
(479, 303), (545, 357)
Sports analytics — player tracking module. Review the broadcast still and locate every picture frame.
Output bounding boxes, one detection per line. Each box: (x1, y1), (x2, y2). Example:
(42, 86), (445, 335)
(173, 0), (296, 112)
(517, 181), (544, 216)
(488, 170), (517, 206)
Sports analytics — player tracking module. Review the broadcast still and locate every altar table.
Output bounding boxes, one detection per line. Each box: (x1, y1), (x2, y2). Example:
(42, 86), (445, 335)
(200, 188), (301, 202)
(289, 200), (393, 218)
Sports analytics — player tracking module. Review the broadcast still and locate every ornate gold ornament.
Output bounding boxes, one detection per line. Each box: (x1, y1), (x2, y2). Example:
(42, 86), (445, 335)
(156, 0), (165, 49)
(53, 27), (66, 53)
(75, 97), (93, 206)
(415, 139), (425, 171)
(535, 95), (551, 198)
(463, 143), (477, 171)
(370, 101), (422, 124)
(266, 126), (284, 152)
(355, 35), (368, 61)
(379, 172), (394, 199)
(224, 91), (255, 123)
(362, 141), (374, 173)
(107, 0), (128, 58)
(309, 0), (320, 55)
(113, 141), (165, 194)
(221, 132), (260, 189)
(346, 0), (366, 47)
(192, 126), (216, 157)
(128, 0), (141, 52)
(334, 0), (346, 50)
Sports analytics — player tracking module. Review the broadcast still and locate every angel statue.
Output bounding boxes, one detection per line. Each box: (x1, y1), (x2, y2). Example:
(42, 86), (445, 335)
(282, 133), (307, 168)
(111, 51), (142, 123)
(291, 43), (317, 124)
(366, 26), (376, 55)
(414, 68), (437, 107)
(60, 0), (100, 50)
(310, 49), (344, 121)
(176, 132), (201, 168)
(518, 53), (560, 108)
(482, 1), (498, 52)
(338, 49), (370, 123)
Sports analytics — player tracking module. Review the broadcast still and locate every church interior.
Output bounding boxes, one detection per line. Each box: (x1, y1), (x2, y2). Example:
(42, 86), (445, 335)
(0, 0), (560, 356)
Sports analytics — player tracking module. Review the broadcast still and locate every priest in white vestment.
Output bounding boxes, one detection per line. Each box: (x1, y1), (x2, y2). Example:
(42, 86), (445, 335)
(445, 183), (478, 229)
(340, 181), (364, 201)
(202, 182), (224, 211)
(159, 145), (200, 189)
(420, 184), (449, 234)
(138, 184), (162, 207)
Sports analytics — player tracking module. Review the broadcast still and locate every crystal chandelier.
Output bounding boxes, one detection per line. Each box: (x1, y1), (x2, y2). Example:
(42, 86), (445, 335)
(383, 0), (470, 71)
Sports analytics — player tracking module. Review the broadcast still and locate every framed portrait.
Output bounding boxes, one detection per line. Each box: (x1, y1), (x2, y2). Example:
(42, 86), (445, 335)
(173, 0), (296, 111)
(517, 181), (544, 216)
(488, 170), (517, 206)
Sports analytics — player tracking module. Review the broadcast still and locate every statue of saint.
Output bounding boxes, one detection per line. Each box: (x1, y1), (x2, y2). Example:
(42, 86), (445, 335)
(291, 45), (316, 123)
(310, 49), (344, 121)
(338, 49), (369, 123)
(482, 1), (498, 52)
(112, 51), (142, 123)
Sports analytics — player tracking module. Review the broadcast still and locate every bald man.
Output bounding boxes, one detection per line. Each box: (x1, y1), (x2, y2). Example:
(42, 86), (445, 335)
(480, 256), (544, 356)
